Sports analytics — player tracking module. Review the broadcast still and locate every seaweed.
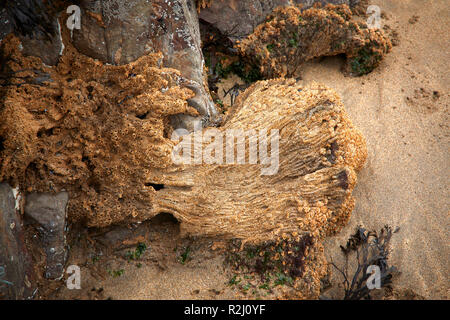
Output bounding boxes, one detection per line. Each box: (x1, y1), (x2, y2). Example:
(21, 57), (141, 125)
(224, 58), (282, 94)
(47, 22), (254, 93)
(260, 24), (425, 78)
(330, 225), (400, 300)
(108, 268), (125, 278)
(200, 19), (263, 89)
(223, 234), (326, 298)
(125, 242), (147, 261)
(178, 246), (191, 265)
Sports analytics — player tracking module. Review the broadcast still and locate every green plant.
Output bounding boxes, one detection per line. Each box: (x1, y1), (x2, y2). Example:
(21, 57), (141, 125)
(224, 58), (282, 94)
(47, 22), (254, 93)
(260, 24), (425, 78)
(178, 246), (191, 265)
(242, 283), (251, 292)
(108, 269), (125, 278)
(228, 275), (241, 286)
(288, 38), (297, 47)
(274, 272), (293, 286)
(350, 47), (381, 76)
(258, 283), (270, 290)
(288, 32), (298, 48)
(224, 235), (314, 298)
(125, 242), (147, 261)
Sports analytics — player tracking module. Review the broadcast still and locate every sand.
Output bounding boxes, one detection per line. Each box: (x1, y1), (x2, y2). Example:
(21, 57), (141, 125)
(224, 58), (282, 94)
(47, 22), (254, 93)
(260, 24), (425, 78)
(311, 0), (449, 299)
(48, 0), (448, 300)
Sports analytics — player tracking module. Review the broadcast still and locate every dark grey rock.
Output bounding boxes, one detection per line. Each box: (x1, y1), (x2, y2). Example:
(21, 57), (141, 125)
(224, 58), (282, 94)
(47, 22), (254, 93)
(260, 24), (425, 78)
(0, 7), (62, 66)
(24, 192), (68, 280)
(0, 8), (14, 41)
(19, 18), (63, 66)
(0, 183), (35, 300)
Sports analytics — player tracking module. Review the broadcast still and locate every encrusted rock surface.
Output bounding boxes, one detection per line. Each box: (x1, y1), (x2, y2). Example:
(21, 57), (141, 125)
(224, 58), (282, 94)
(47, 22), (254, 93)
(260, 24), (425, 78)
(0, 35), (366, 244)
(237, 4), (391, 77)
(0, 34), (196, 227)
(71, 0), (218, 128)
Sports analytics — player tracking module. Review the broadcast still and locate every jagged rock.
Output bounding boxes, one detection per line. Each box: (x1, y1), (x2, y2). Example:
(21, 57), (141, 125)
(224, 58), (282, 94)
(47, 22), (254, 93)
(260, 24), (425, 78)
(71, 0), (153, 65)
(198, 0), (289, 41)
(70, 0), (218, 128)
(0, 35), (366, 244)
(24, 192), (68, 280)
(0, 183), (35, 299)
(198, 0), (358, 42)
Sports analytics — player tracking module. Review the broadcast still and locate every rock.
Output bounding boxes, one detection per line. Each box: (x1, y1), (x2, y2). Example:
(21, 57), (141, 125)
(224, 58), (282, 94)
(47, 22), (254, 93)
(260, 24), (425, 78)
(198, 0), (358, 42)
(71, 0), (151, 65)
(237, 4), (391, 78)
(0, 183), (35, 299)
(24, 192), (69, 280)
(0, 34), (367, 241)
(71, 0), (218, 128)
(0, 7), (14, 41)
(0, 35), (367, 238)
(199, 0), (289, 42)
(0, 1), (63, 66)
(18, 19), (63, 66)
